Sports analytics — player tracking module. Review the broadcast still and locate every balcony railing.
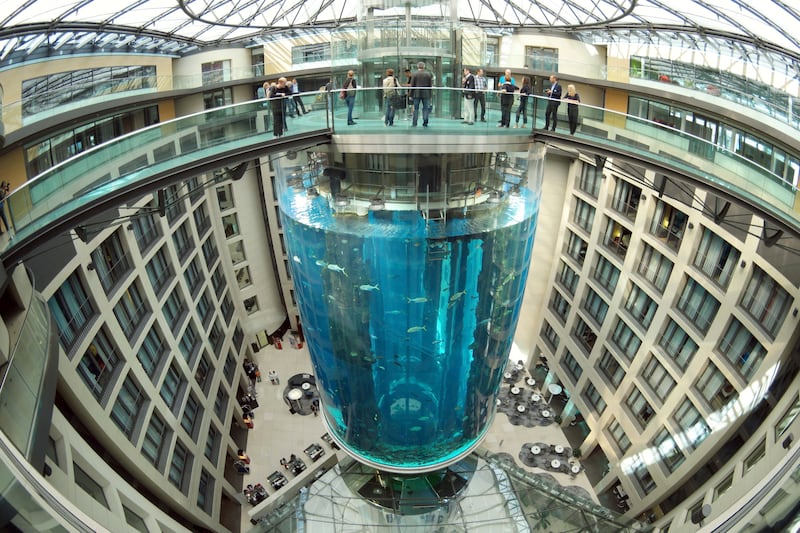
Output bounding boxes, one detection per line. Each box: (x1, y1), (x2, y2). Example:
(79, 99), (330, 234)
(1, 87), (798, 265)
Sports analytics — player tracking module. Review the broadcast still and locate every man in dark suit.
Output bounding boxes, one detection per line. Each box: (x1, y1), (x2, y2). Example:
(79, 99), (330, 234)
(544, 74), (563, 131)
(410, 62), (433, 127)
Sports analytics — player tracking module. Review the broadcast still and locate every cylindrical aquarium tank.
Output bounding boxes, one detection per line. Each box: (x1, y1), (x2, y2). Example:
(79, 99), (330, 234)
(277, 150), (541, 472)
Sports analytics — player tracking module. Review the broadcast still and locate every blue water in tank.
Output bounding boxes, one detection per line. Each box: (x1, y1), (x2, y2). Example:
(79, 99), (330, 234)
(280, 179), (539, 472)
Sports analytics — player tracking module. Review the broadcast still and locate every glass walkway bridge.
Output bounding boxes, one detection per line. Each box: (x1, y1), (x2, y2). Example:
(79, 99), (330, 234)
(1, 87), (797, 266)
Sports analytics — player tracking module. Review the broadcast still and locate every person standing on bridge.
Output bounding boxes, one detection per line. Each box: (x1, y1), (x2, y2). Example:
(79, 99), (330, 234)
(0, 181), (11, 236)
(563, 84), (581, 135)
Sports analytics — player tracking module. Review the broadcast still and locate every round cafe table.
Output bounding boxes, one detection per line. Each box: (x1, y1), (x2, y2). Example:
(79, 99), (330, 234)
(526, 378), (535, 386)
(548, 383), (563, 402)
(515, 363), (524, 371)
(301, 382), (311, 390)
(495, 398), (502, 406)
(531, 394), (541, 402)
(542, 409), (551, 418)
(516, 405), (526, 413)
(555, 445), (565, 454)
(287, 389), (303, 400)
(571, 464), (581, 474)
(511, 386), (520, 395)
(531, 446), (541, 455)
(503, 372), (512, 379)
(551, 459), (561, 469)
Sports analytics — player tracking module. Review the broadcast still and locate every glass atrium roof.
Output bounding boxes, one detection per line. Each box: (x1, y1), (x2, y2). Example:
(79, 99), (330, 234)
(0, 0), (798, 72)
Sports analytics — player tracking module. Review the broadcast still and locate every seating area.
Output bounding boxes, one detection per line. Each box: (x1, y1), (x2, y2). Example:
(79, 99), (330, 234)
(496, 365), (559, 428)
(241, 433), (339, 506)
(518, 442), (584, 478)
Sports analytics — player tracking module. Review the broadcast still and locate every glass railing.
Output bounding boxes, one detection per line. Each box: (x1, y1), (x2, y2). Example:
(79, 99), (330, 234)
(0, 274), (53, 456)
(2, 87), (797, 263)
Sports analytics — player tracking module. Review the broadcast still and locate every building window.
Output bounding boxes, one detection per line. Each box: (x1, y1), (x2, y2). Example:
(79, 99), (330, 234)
(137, 326), (167, 380)
(229, 240), (246, 265)
(573, 317), (597, 354)
(244, 295), (259, 315)
(181, 394), (202, 441)
(92, 231), (131, 295)
(48, 271), (95, 351)
(673, 399), (710, 449)
(641, 356), (676, 402)
(113, 281), (149, 342)
(557, 260), (579, 296)
(719, 318), (767, 379)
(291, 42), (331, 63)
(168, 441), (192, 493)
(214, 385), (229, 420)
(197, 469), (214, 513)
(203, 87), (233, 109)
(183, 257), (203, 298)
(611, 179), (642, 221)
(603, 218), (632, 259)
(233, 324), (244, 352)
(195, 352), (213, 395)
(160, 364), (185, 411)
(186, 176), (205, 204)
(122, 504), (148, 533)
(696, 363), (734, 410)
(162, 287), (187, 334)
(573, 197), (595, 233)
(220, 292), (234, 324)
(739, 265), (791, 338)
(626, 387), (655, 428)
(744, 439), (766, 472)
(212, 265), (227, 293)
(111, 374), (145, 439)
(582, 383), (606, 415)
(73, 463), (108, 508)
(223, 213), (240, 238)
(598, 349), (625, 388)
(145, 246), (174, 297)
(541, 320), (560, 352)
(549, 290), (570, 324)
(193, 202), (211, 237)
(608, 420), (631, 454)
(652, 428), (686, 474)
(209, 321), (224, 355)
(163, 184), (185, 225)
(205, 424), (220, 464)
(623, 282), (657, 328)
(179, 321), (201, 365)
(610, 318), (641, 361)
(629, 454), (656, 495)
(649, 200), (688, 252)
(197, 291), (215, 327)
(217, 184), (234, 210)
(676, 277), (720, 334)
(582, 288), (609, 325)
(171, 222), (194, 263)
(141, 412), (169, 468)
(223, 351), (237, 384)
(565, 231), (588, 266)
(693, 228), (740, 288)
(577, 162), (602, 198)
(78, 329), (120, 400)
(637, 244), (673, 294)
(775, 394), (800, 440)
(524, 46), (558, 71)
(659, 319), (698, 370)
(202, 60), (231, 84)
(561, 349), (583, 383)
(202, 238), (219, 267)
(592, 254), (620, 295)
(714, 474), (734, 501)
(130, 208), (160, 253)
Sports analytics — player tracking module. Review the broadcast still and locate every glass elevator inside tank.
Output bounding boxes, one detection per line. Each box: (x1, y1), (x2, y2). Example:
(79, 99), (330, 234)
(276, 150), (541, 472)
